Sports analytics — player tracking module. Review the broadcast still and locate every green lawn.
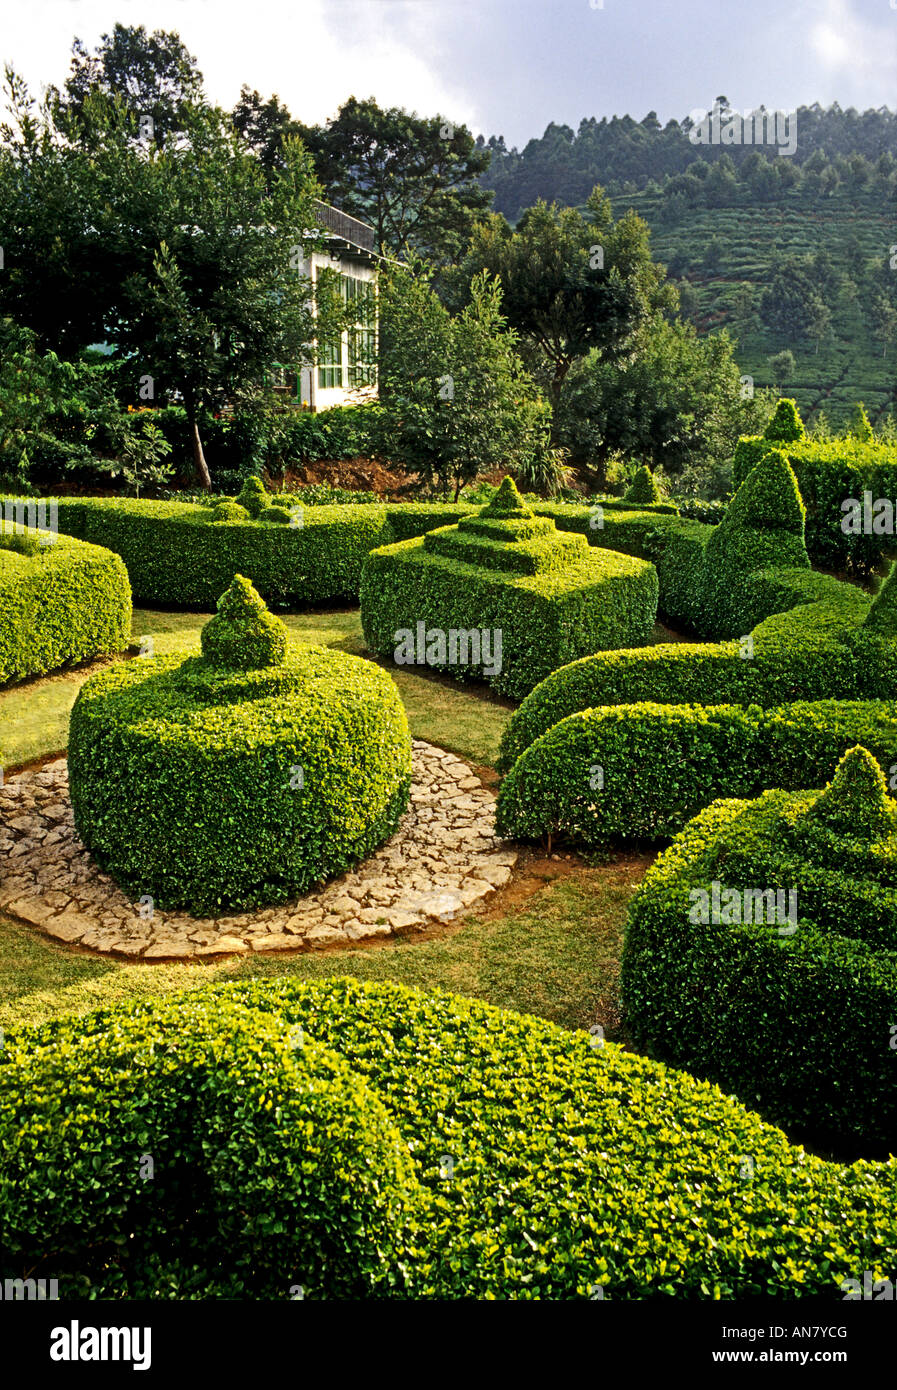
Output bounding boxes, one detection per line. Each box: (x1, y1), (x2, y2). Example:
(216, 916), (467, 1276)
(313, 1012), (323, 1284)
(0, 606), (511, 770)
(0, 863), (644, 1036)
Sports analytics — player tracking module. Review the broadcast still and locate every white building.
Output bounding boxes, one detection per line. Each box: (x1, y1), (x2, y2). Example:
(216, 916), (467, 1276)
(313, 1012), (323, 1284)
(274, 200), (382, 412)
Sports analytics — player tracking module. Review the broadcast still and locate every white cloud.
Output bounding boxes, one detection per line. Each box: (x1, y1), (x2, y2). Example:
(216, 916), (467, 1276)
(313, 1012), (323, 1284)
(810, 0), (897, 86)
(1, 0), (481, 130)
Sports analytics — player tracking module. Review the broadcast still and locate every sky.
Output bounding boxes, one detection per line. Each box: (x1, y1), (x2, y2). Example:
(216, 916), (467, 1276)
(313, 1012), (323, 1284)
(2, 0), (896, 147)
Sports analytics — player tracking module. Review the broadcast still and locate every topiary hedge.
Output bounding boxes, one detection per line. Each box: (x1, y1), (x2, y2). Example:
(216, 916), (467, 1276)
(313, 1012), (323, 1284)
(360, 478), (659, 699)
(5, 974), (897, 1298)
(6, 494), (668, 609)
(0, 525), (131, 685)
(622, 747), (897, 1155)
(496, 696), (897, 844)
(733, 400), (897, 575)
(68, 576), (411, 914)
(498, 563), (890, 770)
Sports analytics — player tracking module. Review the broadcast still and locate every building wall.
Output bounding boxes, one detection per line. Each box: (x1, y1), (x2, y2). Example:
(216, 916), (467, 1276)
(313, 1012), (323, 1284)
(295, 248), (379, 412)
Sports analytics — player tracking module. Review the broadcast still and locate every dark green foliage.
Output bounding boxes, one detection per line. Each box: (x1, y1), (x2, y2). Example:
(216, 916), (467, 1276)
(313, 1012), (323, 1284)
(200, 574), (288, 669)
(258, 505), (292, 525)
(68, 626), (412, 913)
(360, 494), (659, 699)
(497, 697), (897, 845)
(0, 988), (419, 1298)
(6, 975), (897, 1297)
(622, 762), (897, 1154)
(762, 397), (806, 444)
(0, 529), (131, 685)
(623, 465), (661, 504)
(864, 562), (897, 634)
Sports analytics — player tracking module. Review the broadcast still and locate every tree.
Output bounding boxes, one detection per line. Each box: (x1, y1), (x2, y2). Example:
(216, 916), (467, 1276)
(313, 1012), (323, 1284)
(768, 349), (796, 386)
(378, 266), (547, 499)
(231, 87), (305, 178)
(0, 78), (330, 488)
(453, 187), (674, 411)
(51, 24), (204, 147)
(301, 97), (492, 264)
(555, 316), (769, 486)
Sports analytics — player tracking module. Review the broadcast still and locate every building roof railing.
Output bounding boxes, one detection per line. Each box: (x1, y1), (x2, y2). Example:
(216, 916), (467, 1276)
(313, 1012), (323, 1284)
(313, 200), (376, 253)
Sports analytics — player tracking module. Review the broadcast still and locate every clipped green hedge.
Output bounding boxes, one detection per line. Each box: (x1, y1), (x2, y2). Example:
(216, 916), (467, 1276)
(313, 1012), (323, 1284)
(733, 432), (897, 575)
(499, 564), (889, 769)
(0, 527), (131, 685)
(360, 480), (659, 699)
(68, 579), (411, 913)
(0, 988), (418, 1299)
(496, 697), (897, 844)
(5, 975), (897, 1298)
(8, 494), (670, 609)
(622, 748), (897, 1154)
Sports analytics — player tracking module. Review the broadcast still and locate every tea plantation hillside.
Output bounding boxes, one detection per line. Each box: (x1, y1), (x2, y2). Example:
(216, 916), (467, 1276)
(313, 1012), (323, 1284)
(610, 186), (896, 427)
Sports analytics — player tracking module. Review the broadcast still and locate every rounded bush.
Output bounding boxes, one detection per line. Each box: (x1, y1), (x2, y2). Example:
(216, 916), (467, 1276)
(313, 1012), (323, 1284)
(5, 975), (897, 1298)
(210, 500), (250, 523)
(622, 747), (897, 1155)
(68, 578), (412, 913)
(259, 505), (292, 526)
(0, 989), (419, 1298)
(0, 526), (131, 685)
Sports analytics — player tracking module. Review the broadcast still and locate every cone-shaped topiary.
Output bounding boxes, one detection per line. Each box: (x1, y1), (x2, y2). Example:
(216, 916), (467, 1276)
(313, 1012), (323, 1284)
(200, 574), (288, 669)
(623, 465), (662, 505)
(723, 449), (806, 534)
(480, 475), (533, 518)
(865, 562), (897, 634)
(763, 398), (805, 444)
(236, 476), (270, 518)
(809, 745), (895, 835)
(849, 402), (874, 443)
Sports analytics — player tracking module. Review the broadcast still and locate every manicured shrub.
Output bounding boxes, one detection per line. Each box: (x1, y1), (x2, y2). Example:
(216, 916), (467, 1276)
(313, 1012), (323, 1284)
(762, 397), (805, 445)
(0, 989), (419, 1298)
(622, 748), (897, 1154)
(68, 578), (412, 913)
(731, 431), (897, 574)
(211, 500), (250, 523)
(701, 449), (809, 637)
(259, 504), (292, 525)
(0, 527), (131, 685)
(5, 975), (897, 1298)
(498, 565), (884, 770)
(623, 464), (662, 505)
(497, 696), (897, 845)
(236, 476), (270, 518)
(360, 477), (659, 699)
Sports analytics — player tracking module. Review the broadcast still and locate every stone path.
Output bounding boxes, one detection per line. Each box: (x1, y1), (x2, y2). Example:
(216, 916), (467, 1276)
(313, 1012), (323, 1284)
(0, 742), (517, 960)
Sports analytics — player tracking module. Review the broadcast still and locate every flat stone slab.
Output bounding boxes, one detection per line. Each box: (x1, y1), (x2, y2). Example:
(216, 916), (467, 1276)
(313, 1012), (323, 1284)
(0, 742), (516, 960)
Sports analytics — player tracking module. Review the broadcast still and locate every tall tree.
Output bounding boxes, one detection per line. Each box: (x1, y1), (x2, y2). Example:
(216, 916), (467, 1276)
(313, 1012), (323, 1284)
(301, 97), (492, 263)
(452, 187), (675, 409)
(50, 24), (204, 147)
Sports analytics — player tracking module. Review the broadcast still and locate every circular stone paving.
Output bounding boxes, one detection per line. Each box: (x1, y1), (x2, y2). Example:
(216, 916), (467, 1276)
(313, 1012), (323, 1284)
(0, 741), (518, 960)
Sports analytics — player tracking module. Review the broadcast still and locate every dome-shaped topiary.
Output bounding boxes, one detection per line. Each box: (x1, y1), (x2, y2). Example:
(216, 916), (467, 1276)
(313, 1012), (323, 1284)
(0, 989), (420, 1299)
(623, 465), (662, 506)
(763, 398), (805, 444)
(200, 574), (288, 669)
(210, 500), (251, 523)
(235, 476), (270, 518)
(259, 505), (292, 526)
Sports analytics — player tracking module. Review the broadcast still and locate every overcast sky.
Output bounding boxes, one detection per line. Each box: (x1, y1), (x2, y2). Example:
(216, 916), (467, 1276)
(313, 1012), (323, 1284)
(4, 0), (896, 147)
